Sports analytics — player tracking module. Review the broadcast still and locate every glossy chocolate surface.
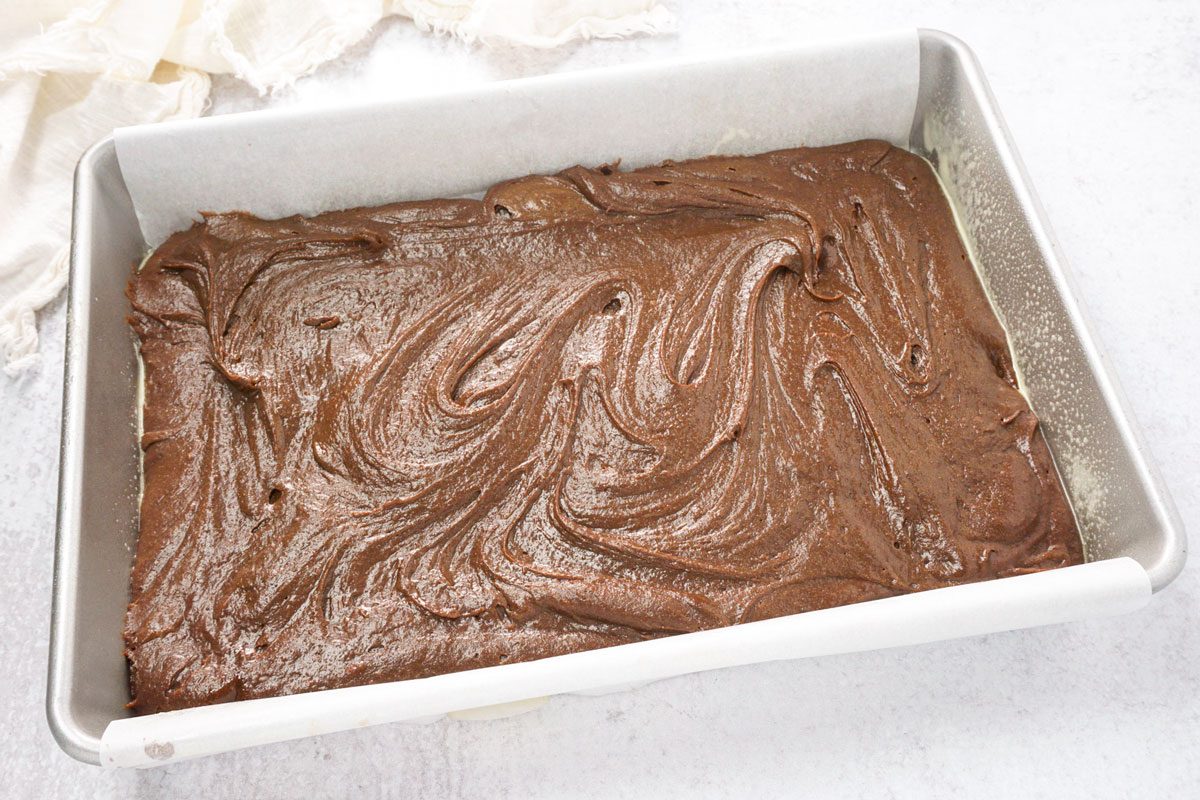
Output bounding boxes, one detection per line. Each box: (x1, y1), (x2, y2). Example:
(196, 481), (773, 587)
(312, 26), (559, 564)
(126, 142), (1081, 713)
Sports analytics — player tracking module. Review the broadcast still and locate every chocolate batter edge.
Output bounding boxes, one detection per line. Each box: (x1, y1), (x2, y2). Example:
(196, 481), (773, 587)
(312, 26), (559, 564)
(921, 170), (1087, 562)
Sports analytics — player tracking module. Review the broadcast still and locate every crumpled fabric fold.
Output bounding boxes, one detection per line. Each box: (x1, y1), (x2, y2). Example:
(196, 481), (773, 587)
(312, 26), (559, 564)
(0, 0), (671, 373)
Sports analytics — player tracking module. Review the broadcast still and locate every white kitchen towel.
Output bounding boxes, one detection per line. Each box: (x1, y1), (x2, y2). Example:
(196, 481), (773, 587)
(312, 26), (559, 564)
(0, 0), (672, 374)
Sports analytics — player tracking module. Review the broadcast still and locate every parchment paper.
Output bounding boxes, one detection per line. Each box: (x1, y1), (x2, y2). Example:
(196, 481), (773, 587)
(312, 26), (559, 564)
(115, 29), (919, 247)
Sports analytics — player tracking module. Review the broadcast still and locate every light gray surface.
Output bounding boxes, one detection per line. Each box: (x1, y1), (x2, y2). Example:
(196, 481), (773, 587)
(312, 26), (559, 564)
(3, 1), (1198, 796)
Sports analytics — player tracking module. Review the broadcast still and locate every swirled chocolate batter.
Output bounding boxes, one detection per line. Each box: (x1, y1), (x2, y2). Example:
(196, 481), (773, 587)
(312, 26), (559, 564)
(126, 141), (1082, 713)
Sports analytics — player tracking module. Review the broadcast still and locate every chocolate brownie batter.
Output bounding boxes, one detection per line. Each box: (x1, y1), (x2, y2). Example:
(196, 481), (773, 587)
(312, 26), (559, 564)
(125, 141), (1082, 713)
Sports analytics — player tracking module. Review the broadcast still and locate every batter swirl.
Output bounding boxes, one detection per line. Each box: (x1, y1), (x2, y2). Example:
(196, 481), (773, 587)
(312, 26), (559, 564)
(125, 141), (1082, 713)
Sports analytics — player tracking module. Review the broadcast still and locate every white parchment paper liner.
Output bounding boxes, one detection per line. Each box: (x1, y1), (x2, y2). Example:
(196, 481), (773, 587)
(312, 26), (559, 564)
(116, 30), (919, 247)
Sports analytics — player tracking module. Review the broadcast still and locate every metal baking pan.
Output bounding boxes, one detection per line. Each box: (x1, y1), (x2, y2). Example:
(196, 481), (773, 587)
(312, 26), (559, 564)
(50, 29), (1186, 765)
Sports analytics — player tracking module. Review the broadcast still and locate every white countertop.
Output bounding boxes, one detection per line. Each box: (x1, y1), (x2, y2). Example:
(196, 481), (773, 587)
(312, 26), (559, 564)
(3, 1), (1198, 796)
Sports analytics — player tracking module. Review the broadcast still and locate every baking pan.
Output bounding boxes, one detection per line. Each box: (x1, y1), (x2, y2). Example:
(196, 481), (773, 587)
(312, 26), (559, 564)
(50, 29), (1186, 766)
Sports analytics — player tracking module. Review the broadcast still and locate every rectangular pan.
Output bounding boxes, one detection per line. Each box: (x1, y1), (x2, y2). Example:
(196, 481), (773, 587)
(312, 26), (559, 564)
(50, 30), (1186, 766)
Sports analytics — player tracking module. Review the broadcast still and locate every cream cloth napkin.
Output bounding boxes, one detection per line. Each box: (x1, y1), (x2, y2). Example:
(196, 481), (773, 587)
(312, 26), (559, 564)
(0, 0), (671, 374)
